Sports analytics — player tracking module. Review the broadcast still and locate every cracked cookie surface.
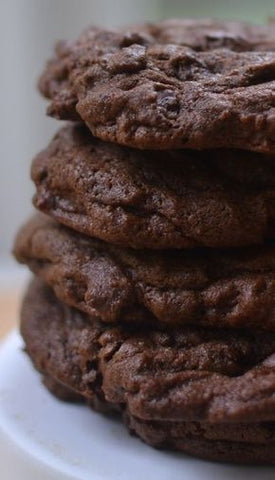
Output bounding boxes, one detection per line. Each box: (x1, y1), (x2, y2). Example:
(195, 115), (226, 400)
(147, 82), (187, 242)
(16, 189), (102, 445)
(32, 125), (275, 249)
(42, 374), (275, 464)
(14, 215), (275, 330)
(39, 19), (275, 152)
(21, 279), (275, 425)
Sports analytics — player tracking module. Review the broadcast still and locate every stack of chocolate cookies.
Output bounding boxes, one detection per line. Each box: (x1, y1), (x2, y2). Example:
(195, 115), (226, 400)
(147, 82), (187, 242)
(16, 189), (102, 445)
(14, 19), (275, 463)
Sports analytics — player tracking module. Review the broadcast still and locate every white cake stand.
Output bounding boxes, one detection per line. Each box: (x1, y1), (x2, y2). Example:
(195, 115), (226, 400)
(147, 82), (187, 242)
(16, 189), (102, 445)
(0, 331), (274, 480)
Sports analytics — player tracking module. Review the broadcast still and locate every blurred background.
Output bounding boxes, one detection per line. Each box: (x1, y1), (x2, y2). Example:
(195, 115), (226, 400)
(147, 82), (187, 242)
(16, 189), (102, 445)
(1, 0), (275, 335)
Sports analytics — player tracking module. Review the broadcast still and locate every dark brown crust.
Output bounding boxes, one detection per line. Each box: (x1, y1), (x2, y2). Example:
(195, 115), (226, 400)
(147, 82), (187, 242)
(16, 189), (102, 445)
(21, 279), (275, 424)
(43, 374), (275, 464)
(127, 415), (275, 464)
(14, 215), (275, 330)
(39, 19), (275, 152)
(42, 374), (84, 402)
(31, 125), (275, 249)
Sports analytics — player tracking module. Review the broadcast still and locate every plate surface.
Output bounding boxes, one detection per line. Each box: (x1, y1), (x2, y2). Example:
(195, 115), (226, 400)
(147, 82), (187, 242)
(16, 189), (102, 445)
(0, 331), (274, 480)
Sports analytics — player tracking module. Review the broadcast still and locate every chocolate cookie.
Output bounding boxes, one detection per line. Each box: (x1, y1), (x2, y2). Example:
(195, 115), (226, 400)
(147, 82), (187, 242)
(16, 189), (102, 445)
(42, 374), (83, 403)
(21, 279), (275, 424)
(14, 215), (275, 330)
(32, 125), (275, 249)
(126, 415), (275, 464)
(39, 19), (275, 152)
(42, 374), (275, 464)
